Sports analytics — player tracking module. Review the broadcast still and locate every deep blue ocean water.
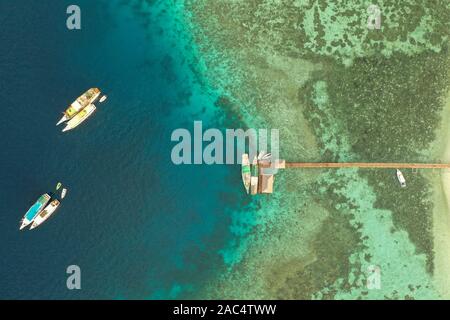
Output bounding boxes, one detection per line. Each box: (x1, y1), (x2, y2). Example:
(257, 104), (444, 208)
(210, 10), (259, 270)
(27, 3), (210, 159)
(0, 0), (251, 299)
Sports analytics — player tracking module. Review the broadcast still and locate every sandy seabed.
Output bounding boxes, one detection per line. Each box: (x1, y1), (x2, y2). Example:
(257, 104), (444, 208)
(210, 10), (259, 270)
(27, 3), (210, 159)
(433, 82), (450, 299)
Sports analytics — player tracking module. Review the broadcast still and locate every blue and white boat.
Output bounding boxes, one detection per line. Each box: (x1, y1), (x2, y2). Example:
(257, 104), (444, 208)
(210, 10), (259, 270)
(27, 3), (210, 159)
(20, 194), (51, 230)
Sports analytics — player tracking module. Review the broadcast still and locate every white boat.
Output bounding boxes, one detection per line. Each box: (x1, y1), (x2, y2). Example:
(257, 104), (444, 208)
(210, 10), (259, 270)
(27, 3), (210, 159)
(99, 95), (107, 103)
(30, 200), (60, 230)
(61, 188), (67, 199)
(241, 154), (251, 194)
(20, 194), (51, 230)
(57, 88), (101, 126)
(396, 169), (406, 187)
(62, 103), (97, 132)
(258, 151), (272, 161)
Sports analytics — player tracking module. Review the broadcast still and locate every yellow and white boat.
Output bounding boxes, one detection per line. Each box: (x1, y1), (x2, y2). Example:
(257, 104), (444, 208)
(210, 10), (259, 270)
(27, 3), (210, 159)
(57, 88), (101, 126)
(62, 103), (97, 132)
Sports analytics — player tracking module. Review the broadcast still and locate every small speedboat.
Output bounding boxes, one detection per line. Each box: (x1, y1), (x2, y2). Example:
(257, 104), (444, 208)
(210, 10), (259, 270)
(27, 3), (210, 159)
(396, 169), (406, 187)
(241, 154), (251, 194)
(61, 188), (67, 199)
(99, 95), (107, 103)
(56, 182), (62, 191)
(258, 151), (272, 161)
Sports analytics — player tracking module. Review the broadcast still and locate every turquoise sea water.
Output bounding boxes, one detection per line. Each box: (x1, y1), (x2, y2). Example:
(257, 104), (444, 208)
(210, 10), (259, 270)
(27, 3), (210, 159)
(0, 0), (251, 299)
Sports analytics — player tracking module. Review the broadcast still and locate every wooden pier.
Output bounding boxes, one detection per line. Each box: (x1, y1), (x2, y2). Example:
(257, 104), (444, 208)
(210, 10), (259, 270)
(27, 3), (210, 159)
(259, 160), (450, 169)
(284, 162), (450, 169)
(251, 159), (450, 195)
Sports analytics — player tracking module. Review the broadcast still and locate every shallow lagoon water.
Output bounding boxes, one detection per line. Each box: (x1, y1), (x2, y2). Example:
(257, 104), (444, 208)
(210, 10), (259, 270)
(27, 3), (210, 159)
(185, 0), (450, 299)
